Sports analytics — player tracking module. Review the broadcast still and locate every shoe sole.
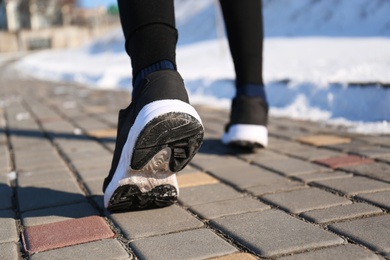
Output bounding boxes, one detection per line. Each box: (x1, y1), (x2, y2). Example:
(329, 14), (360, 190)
(104, 100), (204, 211)
(222, 124), (268, 148)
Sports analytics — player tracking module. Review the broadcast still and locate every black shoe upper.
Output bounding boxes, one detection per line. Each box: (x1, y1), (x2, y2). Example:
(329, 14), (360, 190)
(225, 95), (269, 132)
(103, 70), (190, 192)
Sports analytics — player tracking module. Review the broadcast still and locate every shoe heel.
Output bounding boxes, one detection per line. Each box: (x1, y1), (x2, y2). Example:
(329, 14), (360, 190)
(131, 112), (204, 172)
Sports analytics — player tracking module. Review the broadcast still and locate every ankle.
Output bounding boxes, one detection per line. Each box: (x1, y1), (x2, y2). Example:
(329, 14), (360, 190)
(133, 60), (176, 97)
(236, 83), (267, 104)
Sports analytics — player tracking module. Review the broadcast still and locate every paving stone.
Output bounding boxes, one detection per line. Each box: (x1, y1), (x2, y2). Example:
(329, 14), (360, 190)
(314, 155), (374, 169)
(190, 197), (270, 220)
(77, 167), (109, 180)
(110, 204), (203, 240)
(297, 135), (351, 147)
(177, 172), (219, 188)
(0, 243), (20, 260)
(278, 244), (381, 260)
(324, 139), (371, 152)
(351, 146), (390, 159)
(21, 202), (99, 227)
(18, 169), (74, 186)
(23, 216), (115, 254)
(356, 136), (390, 146)
(190, 154), (245, 171)
(0, 210), (19, 244)
(262, 188), (351, 214)
(329, 215), (390, 257)
(314, 177), (390, 196)
(87, 128), (117, 138)
(239, 149), (289, 164)
(178, 165), (201, 175)
(300, 203), (383, 224)
(208, 164), (289, 189)
(71, 157), (112, 171)
(356, 191), (390, 211)
(376, 153), (390, 163)
(210, 210), (344, 258)
(84, 178), (104, 196)
(210, 253), (257, 260)
(245, 177), (304, 196)
(340, 162), (390, 183)
(178, 183), (243, 206)
(0, 181), (12, 210)
(29, 239), (130, 260)
(17, 180), (87, 212)
(294, 171), (353, 184)
(130, 228), (238, 260)
(290, 148), (344, 161)
(257, 157), (328, 176)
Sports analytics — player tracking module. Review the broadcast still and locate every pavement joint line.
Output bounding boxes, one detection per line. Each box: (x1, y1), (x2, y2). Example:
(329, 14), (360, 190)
(1, 99), (29, 258)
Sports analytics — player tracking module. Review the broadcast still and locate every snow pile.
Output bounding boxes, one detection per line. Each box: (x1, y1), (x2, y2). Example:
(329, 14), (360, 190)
(12, 0), (390, 134)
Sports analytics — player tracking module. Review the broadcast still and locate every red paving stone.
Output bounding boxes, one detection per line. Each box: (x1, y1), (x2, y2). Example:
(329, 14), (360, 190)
(23, 216), (115, 254)
(314, 155), (374, 169)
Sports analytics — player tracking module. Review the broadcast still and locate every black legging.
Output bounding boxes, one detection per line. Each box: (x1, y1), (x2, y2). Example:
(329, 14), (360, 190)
(118, 0), (264, 87)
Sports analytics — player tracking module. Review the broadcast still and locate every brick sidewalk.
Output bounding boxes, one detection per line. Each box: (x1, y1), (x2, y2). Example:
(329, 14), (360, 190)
(0, 64), (389, 259)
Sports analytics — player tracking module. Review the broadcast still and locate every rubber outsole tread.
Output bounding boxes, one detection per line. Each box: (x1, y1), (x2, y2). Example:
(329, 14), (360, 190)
(131, 112), (204, 172)
(107, 184), (178, 212)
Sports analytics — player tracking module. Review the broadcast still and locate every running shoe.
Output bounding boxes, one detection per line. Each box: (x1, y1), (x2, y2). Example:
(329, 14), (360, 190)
(222, 95), (268, 148)
(103, 70), (204, 211)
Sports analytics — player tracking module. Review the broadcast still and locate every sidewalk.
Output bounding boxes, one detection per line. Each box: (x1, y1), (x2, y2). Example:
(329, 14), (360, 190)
(0, 63), (389, 260)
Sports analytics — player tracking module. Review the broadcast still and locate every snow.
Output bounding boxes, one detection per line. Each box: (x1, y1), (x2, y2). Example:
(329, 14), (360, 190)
(10, 0), (390, 134)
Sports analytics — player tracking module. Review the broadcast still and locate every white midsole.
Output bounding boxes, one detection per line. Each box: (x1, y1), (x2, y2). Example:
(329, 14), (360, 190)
(222, 124), (268, 147)
(104, 100), (203, 208)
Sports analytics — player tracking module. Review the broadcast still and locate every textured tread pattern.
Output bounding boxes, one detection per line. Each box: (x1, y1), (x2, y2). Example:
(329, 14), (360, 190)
(131, 112), (204, 172)
(107, 184), (178, 212)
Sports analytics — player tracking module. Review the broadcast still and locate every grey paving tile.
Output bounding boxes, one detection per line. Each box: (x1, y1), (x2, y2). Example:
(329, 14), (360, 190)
(18, 169), (74, 187)
(278, 244), (381, 260)
(356, 191), (390, 211)
(351, 146), (390, 159)
(0, 180), (12, 210)
(294, 171), (353, 184)
(190, 154), (246, 171)
(208, 164), (288, 189)
(0, 243), (20, 260)
(130, 228), (238, 260)
(245, 177), (304, 196)
(239, 149), (289, 164)
(77, 167), (109, 180)
(17, 180), (87, 212)
(29, 239), (131, 260)
(71, 158), (112, 171)
(21, 202), (99, 227)
(178, 183), (243, 206)
(0, 210), (18, 243)
(325, 140), (371, 152)
(257, 158), (328, 176)
(84, 178), (104, 196)
(262, 188), (351, 214)
(340, 163), (390, 183)
(329, 215), (390, 257)
(300, 203), (383, 224)
(314, 177), (390, 197)
(110, 204), (204, 240)
(290, 148), (344, 161)
(210, 210), (344, 258)
(190, 197), (270, 220)
(178, 165), (201, 175)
